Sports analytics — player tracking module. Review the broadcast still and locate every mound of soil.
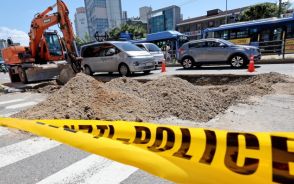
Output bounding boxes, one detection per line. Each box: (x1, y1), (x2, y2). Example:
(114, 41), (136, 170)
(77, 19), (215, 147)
(14, 72), (288, 122)
(15, 74), (154, 121)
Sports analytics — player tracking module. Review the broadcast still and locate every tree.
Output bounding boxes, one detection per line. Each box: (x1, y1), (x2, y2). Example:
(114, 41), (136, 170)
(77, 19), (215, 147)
(109, 23), (147, 40)
(239, 2), (290, 22)
(75, 32), (92, 46)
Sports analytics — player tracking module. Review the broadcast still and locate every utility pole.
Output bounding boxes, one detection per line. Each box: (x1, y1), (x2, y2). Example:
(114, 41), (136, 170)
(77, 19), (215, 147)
(278, 0), (282, 18)
(225, 0), (228, 24)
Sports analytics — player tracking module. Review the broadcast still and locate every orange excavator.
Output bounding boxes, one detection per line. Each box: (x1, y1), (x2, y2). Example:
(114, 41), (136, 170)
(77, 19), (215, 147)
(1, 0), (82, 83)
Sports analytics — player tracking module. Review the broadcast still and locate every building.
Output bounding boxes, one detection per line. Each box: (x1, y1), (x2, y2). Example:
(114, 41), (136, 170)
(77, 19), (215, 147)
(0, 39), (7, 50)
(177, 7), (247, 40)
(122, 11), (128, 24)
(139, 6), (152, 24)
(0, 39), (7, 61)
(148, 5), (181, 33)
(74, 7), (89, 40)
(84, 0), (123, 39)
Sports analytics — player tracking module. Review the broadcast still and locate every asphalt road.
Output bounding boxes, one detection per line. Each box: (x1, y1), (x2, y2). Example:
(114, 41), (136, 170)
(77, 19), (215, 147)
(0, 92), (171, 184)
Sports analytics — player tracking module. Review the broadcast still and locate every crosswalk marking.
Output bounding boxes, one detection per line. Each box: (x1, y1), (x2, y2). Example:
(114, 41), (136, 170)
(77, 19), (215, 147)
(0, 137), (60, 168)
(5, 102), (38, 109)
(37, 155), (137, 184)
(0, 127), (10, 137)
(0, 99), (24, 105)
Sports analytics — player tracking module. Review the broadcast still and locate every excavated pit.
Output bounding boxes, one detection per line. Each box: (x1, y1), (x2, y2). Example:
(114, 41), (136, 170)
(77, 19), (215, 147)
(14, 72), (289, 122)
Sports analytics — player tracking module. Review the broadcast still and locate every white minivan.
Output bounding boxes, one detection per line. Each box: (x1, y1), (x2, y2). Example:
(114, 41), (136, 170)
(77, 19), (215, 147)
(80, 41), (156, 76)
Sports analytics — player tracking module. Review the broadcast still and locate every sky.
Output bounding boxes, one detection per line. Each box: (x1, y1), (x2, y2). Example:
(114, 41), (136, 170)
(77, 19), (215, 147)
(0, 0), (288, 45)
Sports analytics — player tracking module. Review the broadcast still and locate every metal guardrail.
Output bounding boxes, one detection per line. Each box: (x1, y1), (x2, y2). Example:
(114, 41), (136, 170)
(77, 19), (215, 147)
(257, 40), (284, 55)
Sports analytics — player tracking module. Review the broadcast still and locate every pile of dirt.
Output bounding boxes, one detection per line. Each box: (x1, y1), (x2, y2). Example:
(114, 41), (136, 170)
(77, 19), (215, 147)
(106, 77), (218, 121)
(26, 81), (62, 94)
(15, 74), (154, 121)
(14, 72), (288, 122)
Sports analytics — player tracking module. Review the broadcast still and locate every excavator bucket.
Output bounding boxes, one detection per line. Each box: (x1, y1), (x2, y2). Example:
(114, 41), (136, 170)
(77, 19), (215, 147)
(24, 61), (69, 83)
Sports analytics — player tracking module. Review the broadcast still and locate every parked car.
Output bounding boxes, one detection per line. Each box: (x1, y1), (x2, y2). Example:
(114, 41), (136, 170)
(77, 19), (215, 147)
(80, 41), (156, 76)
(178, 38), (261, 69)
(135, 43), (165, 67)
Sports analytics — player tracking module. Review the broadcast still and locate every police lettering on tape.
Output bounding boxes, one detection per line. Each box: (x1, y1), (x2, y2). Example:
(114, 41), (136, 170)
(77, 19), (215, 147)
(0, 117), (293, 184)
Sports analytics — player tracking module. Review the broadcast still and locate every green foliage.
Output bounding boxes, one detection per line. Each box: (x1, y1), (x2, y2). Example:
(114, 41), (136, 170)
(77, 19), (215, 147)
(239, 3), (289, 22)
(109, 23), (147, 40)
(75, 32), (92, 46)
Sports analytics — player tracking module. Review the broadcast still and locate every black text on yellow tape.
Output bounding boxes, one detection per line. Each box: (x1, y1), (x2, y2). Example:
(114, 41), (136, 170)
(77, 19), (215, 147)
(0, 118), (293, 184)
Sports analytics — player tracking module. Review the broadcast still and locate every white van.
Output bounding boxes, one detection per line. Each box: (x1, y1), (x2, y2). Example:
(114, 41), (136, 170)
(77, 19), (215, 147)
(80, 41), (156, 76)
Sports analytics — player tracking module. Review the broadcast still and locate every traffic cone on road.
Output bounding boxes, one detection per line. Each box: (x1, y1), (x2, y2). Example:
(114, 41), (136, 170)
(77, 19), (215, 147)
(248, 55), (255, 73)
(161, 60), (166, 73)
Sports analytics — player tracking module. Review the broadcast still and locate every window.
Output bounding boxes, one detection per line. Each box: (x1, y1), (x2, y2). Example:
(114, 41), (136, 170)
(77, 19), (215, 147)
(207, 41), (221, 47)
(229, 28), (249, 39)
(45, 34), (62, 56)
(93, 0), (106, 8)
(249, 28), (259, 42)
(146, 44), (161, 52)
(208, 21), (214, 27)
(197, 23), (202, 30)
(114, 43), (143, 51)
(273, 28), (283, 41)
(190, 24), (197, 31)
(81, 44), (100, 58)
(136, 44), (147, 51)
(287, 23), (294, 38)
(189, 42), (206, 48)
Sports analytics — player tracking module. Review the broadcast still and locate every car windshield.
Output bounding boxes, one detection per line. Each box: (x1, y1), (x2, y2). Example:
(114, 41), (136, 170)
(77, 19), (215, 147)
(146, 44), (161, 52)
(114, 42), (143, 52)
(219, 39), (235, 46)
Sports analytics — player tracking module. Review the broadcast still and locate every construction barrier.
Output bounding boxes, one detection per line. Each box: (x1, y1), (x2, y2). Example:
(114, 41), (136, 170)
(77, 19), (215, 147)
(0, 117), (293, 183)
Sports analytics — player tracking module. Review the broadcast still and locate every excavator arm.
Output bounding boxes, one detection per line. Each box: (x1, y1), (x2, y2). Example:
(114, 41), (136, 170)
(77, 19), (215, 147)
(28, 0), (81, 72)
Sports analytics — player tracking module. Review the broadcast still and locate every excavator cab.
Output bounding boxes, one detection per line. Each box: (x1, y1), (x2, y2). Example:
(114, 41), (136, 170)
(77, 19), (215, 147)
(44, 32), (63, 57)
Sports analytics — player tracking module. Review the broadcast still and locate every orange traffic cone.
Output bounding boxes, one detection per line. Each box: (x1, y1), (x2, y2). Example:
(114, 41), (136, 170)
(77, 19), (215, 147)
(248, 55), (255, 73)
(161, 60), (166, 73)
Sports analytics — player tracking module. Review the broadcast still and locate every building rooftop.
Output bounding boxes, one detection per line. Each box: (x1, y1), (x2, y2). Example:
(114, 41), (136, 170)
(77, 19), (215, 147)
(177, 7), (247, 26)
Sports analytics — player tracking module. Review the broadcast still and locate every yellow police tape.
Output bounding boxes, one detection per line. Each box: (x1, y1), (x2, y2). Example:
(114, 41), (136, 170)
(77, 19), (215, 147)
(0, 117), (293, 183)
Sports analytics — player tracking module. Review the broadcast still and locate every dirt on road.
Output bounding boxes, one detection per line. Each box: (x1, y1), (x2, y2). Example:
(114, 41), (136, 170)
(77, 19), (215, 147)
(14, 72), (290, 122)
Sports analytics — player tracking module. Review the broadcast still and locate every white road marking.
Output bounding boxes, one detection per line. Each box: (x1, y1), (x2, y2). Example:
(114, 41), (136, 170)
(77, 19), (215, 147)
(5, 102), (38, 109)
(0, 99), (24, 105)
(0, 137), (60, 168)
(37, 155), (138, 184)
(0, 113), (15, 117)
(0, 127), (10, 136)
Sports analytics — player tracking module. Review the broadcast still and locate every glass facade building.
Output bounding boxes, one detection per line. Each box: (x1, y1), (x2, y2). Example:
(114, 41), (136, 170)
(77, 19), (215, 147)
(148, 6), (181, 33)
(74, 7), (89, 40)
(84, 0), (122, 39)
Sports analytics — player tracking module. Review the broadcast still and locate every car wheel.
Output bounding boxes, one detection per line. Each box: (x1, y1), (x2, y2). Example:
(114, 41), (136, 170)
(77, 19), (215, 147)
(18, 66), (28, 84)
(230, 55), (246, 68)
(182, 57), (194, 69)
(144, 70), (151, 74)
(119, 64), (130, 77)
(84, 65), (93, 76)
